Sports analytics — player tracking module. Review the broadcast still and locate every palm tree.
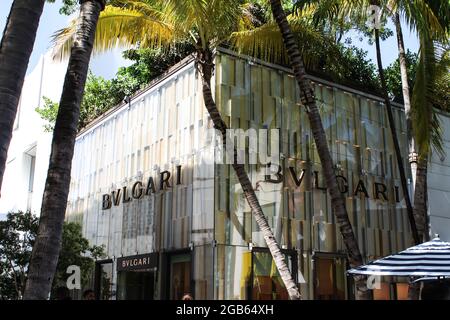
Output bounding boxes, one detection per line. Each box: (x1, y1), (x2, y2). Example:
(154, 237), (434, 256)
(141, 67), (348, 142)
(412, 38), (449, 244)
(388, 0), (445, 187)
(385, 0), (448, 242)
(372, 26), (421, 244)
(23, 0), (107, 300)
(373, 0), (448, 244)
(374, 0), (449, 298)
(407, 36), (449, 300)
(341, 0), (422, 246)
(411, 0), (449, 244)
(268, 0), (370, 299)
(294, 0), (428, 243)
(52, 0), (302, 299)
(0, 0), (46, 197)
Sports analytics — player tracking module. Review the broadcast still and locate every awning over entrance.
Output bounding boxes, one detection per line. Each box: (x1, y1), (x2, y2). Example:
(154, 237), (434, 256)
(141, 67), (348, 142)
(347, 237), (450, 277)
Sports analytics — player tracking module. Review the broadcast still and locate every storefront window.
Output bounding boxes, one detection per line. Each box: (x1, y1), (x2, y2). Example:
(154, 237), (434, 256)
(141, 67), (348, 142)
(251, 250), (293, 300)
(314, 255), (346, 300)
(215, 245), (295, 300)
(373, 282), (391, 300)
(215, 245), (251, 300)
(396, 283), (409, 300)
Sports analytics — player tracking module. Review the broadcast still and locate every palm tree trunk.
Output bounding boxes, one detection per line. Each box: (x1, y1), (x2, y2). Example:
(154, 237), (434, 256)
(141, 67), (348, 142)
(413, 154), (429, 241)
(373, 28), (420, 245)
(393, 13), (428, 242)
(269, 0), (370, 300)
(393, 12), (418, 189)
(0, 0), (45, 197)
(23, 0), (105, 300)
(197, 48), (301, 300)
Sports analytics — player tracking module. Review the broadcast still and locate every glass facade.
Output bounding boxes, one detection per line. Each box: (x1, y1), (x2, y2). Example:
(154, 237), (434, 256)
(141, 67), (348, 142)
(66, 49), (413, 300)
(212, 52), (413, 299)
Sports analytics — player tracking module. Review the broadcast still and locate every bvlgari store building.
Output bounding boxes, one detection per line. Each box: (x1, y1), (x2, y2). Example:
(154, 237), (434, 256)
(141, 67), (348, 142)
(66, 48), (414, 300)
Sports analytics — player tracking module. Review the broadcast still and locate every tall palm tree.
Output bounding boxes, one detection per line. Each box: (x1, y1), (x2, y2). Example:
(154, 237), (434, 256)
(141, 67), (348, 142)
(385, 0), (448, 242)
(0, 0), (46, 197)
(373, 0), (432, 248)
(407, 36), (449, 300)
(388, 0), (445, 187)
(374, 0), (448, 244)
(412, 38), (449, 244)
(268, 0), (370, 299)
(292, 0), (426, 244)
(23, 0), (107, 300)
(372, 25), (420, 244)
(411, 0), (449, 244)
(52, 0), (302, 299)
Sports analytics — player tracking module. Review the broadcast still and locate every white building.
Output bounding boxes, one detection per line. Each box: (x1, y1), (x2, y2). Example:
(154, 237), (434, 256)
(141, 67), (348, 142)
(0, 52), (67, 217)
(428, 112), (450, 241)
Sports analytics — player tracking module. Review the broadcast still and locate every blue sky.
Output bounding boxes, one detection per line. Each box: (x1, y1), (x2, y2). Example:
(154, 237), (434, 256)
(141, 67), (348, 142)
(0, 1), (420, 80)
(0, 0), (129, 79)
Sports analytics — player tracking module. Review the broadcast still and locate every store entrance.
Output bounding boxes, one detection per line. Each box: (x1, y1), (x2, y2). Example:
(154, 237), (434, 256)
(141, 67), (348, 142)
(117, 270), (155, 300)
(169, 253), (192, 300)
(115, 253), (158, 300)
(250, 248), (297, 300)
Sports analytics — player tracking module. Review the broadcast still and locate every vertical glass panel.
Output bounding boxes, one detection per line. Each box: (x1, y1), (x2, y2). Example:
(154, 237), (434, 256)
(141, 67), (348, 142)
(194, 244), (213, 299)
(215, 245), (251, 300)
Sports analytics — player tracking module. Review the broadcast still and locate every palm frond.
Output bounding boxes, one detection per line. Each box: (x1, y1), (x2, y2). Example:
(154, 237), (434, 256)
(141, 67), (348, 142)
(161, 0), (242, 49)
(412, 35), (449, 159)
(294, 0), (368, 26)
(229, 16), (339, 67)
(52, 5), (173, 61)
(109, 0), (166, 17)
(400, 0), (448, 43)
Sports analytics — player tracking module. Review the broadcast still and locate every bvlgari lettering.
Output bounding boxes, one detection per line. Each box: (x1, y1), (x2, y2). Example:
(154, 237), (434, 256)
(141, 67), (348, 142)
(102, 167), (183, 210)
(160, 170), (171, 190)
(132, 181), (143, 199)
(103, 163), (402, 210)
(354, 180), (369, 198)
(264, 163), (401, 202)
(116, 253), (158, 271)
(122, 186), (131, 203)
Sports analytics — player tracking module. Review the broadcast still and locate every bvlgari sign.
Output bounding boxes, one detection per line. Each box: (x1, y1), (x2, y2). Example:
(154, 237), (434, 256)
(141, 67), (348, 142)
(117, 253), (158, 271)
(264, 163), (401, 202)
(102, 163), (401, 210)
(102, 165), (182, 210)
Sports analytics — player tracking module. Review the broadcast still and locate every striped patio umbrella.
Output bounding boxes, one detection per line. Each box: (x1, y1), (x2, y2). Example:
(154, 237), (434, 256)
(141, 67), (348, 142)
(347, 237), (450, 277)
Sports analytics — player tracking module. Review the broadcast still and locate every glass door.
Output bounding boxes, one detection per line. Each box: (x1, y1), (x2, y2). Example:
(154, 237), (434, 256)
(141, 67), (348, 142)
(117, 271), (155, 300)
(169, 253), (192, 300)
